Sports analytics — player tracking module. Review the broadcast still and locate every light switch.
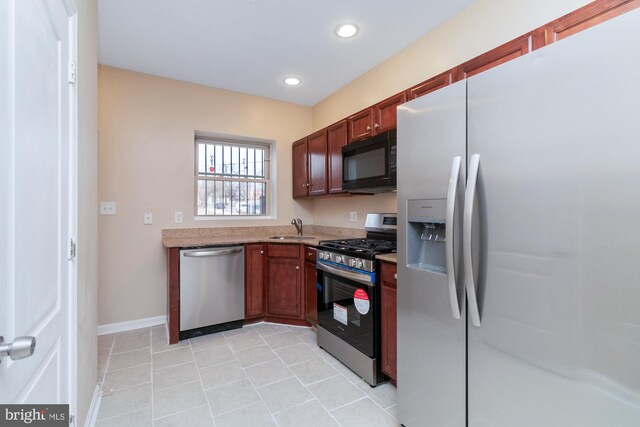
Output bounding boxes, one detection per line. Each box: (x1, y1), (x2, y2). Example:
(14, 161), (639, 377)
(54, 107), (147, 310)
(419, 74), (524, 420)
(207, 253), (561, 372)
(100, 202), (116, 215)
(350, 211), (358, 222)
(174, 211), (183, 223)
(144, 212), (153, 225)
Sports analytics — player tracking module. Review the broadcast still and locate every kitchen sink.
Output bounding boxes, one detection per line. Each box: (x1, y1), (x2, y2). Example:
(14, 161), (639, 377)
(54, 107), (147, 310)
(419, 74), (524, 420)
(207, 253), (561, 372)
(268, 236), (316, 240)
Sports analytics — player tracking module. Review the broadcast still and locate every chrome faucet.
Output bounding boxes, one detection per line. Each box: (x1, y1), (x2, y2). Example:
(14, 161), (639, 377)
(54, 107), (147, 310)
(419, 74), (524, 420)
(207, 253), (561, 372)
(291, 218), (303, 236)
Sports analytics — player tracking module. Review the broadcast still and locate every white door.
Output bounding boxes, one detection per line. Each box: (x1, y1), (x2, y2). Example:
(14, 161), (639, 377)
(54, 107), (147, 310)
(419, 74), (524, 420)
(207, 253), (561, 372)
(0, 0), (77, 411)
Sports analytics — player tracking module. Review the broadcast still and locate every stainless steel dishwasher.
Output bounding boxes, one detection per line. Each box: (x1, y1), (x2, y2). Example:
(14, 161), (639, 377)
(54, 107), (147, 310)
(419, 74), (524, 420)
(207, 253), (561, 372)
(179, 246), (244, 339)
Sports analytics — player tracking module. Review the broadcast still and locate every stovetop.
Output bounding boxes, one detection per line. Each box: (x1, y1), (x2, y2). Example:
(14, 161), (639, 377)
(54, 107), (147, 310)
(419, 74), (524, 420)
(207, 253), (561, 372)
(317, 238), (397, 259)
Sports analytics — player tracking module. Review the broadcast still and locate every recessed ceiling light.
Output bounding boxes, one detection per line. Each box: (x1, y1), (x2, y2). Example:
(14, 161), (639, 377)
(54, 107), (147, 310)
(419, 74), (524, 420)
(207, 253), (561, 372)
(335, 23), (359, 38)
(283, 77), (301, 86)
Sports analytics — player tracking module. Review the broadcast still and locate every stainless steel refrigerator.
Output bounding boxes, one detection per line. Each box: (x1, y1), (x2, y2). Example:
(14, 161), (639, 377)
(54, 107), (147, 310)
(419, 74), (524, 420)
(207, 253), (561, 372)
(397, 9), (640, 427)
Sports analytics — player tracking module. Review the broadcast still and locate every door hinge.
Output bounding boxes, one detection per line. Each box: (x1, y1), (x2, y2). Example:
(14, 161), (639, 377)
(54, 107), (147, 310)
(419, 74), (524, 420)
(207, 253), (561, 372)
(69, 237), (76, 260)
(69, 414), (74, 425)
(68, 61), (77, 84)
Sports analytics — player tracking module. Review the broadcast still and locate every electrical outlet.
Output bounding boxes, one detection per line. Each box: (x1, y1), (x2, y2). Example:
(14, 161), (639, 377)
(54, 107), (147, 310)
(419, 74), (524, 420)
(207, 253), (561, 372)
(100, 202), (116, 215)
(174, 211), (183, 224)
(350, 211), (358, 222)
(144, 212), (153, 225)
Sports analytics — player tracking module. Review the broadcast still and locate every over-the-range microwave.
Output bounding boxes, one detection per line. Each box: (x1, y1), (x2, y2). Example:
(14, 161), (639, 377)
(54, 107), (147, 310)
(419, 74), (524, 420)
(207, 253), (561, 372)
(342, 129), (397, 193)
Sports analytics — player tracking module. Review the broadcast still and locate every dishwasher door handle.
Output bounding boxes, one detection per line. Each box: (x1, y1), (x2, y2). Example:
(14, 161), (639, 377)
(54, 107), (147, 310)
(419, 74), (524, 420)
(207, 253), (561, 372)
(182, 247), (243, 258)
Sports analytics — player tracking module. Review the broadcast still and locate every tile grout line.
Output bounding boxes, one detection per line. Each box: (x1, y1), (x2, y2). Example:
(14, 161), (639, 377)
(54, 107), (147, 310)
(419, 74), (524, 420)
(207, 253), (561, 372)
(149, 330), (155, 427)
(188, 335), (218, 427)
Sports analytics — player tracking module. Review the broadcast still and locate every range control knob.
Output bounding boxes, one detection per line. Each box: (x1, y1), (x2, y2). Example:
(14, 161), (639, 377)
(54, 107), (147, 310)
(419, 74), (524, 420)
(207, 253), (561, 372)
(320, 252), (327, 260)
(349, 259), (356, 267)
(335, 256), (343, 264)
(356, 259), (363, 269)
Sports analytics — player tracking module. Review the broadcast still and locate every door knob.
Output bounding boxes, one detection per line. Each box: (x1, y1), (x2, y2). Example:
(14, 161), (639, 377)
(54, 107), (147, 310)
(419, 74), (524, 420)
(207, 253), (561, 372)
(0, 336), (36, 364)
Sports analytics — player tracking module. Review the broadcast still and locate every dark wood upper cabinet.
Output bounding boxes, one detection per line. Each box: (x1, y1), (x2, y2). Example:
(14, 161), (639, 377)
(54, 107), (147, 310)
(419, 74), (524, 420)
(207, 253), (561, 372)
(408, 70), (454, 100)
(307, 129), (328, 196)
(375, 92), (407, 133)
(348, 92), (407, 143)
(327, 120), (347, 194)
(292, 137), (308, 198)
(348, 109), (374, 142)
(532, 0), (639, 49)
(245, 244), (266, 318)
(455, 34), (531, 81)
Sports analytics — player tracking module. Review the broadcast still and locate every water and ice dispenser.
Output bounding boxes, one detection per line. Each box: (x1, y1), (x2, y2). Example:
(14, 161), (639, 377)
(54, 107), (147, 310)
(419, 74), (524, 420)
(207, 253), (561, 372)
(407, 199), (448, 274)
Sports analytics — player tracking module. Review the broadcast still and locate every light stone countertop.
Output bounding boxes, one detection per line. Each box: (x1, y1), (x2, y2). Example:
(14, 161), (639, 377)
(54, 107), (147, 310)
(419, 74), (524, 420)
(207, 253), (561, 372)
(376, 253), (397, 264)
(162, 225), (365, 248)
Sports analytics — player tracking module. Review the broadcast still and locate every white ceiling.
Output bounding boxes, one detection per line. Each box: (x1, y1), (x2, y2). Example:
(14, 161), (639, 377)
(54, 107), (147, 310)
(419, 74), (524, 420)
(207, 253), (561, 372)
(98, 0), (476, 106)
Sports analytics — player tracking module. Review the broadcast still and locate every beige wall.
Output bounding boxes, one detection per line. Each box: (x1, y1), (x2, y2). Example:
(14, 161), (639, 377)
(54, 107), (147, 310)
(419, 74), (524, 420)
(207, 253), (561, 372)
(310, 0), (591, 228)
(77, 0), (98, 424)
(98, 66), (313, 325)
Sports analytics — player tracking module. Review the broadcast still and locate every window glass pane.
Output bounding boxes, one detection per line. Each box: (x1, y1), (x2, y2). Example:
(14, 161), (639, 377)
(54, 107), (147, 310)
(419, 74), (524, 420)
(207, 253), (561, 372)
(196, 139), (269, 216)
(248, 148), (255, 177)
(197, 180), (206, 215)
(256, 150), (263, 177)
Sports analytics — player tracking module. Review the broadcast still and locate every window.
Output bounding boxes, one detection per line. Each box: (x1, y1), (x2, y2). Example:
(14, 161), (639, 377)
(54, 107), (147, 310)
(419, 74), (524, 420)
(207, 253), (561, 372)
(195, 136), (271, 216)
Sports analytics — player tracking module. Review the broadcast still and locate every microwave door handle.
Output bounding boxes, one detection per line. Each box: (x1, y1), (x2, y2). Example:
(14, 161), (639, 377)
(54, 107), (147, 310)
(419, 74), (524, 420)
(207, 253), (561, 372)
(445, 156), (462, 319)
(316, 262), (373, 286)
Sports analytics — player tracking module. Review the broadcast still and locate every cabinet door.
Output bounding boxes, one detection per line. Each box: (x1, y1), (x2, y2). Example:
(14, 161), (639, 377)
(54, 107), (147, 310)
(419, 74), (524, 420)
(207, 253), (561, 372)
(305, 260), (317, 325)
(381, 262), (397, 382)
(245, 244), (266, 318)
(532, 0), (639, 49)
(455, 34), (531, 80)
(327, 120), (347, 194)
(408, 70), (453, 100)
(375, 92), (406, 133)
(308, 129), (328, 196)
(292, 137), (308, 198)
(267, 258), (301, 318)
(348, 108), (374, 142)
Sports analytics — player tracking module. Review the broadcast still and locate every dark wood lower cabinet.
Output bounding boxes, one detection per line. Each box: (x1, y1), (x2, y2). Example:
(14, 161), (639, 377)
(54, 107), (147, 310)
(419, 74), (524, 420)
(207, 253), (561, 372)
(305, 260), (317, 325)
(265, 244), (304, 321)
(381, 261), (397, 383)
(245, 244), (266, 319)
(267, 258), (301, 318)
(167, 243), (312, 343)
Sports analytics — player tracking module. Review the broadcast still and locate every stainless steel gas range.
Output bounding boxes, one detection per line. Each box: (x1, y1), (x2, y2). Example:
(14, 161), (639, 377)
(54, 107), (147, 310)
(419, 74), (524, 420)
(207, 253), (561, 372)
(316, 213), (397, 386)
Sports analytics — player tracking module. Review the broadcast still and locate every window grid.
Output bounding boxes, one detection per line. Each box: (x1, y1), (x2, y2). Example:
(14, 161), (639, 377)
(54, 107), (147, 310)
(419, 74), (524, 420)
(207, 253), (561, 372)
(196, 139), (270, 216)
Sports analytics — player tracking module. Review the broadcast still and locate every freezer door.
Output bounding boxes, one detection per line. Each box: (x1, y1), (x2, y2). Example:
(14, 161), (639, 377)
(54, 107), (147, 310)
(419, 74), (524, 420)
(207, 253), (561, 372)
(396, 82), (466, 427)
(466, 9), (640, 426)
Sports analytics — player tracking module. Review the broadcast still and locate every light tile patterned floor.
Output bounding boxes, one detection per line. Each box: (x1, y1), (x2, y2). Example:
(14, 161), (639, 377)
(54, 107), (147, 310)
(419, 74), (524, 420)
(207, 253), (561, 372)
(95, 323), (399, 427)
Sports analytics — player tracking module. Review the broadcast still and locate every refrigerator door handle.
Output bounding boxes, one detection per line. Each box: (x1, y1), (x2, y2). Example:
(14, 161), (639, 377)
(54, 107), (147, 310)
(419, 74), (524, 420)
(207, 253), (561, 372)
(464, 153), (482, 327)
(445, 156), (462, 319)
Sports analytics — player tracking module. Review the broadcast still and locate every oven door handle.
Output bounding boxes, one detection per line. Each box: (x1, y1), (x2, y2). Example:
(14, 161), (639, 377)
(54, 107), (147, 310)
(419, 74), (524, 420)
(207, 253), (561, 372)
(317, 262), (374, 286)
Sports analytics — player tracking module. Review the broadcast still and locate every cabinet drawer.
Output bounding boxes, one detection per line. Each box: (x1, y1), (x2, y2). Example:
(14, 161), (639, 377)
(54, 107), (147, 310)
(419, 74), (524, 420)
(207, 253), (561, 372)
(304, 246), (317, 262)
(381, 261), (397, 288)
(267, 243), (300, 258)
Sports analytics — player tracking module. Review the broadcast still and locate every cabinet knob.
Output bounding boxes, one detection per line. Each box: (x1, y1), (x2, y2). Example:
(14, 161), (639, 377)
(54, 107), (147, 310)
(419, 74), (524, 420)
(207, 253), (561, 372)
(260, 250), (264, 255)
(366, 125), (371, 131)
(374, 123), (380, 129)
(308, 252), (312, 256)
(296, 265), (300, 270)
(302, 184), (306, 188)
(394, 273), (397, 280)
(306, 183), (310, 187)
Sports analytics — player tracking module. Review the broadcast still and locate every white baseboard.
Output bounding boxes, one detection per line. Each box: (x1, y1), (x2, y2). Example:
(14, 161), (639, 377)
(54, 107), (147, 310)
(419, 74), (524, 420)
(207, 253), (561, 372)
(84, 384), (101, 427)
(97, 315), (166, 336)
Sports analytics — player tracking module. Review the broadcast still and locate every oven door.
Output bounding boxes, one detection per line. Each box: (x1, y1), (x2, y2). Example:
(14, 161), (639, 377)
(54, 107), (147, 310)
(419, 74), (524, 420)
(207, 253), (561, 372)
(316, 260), (377, 358)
